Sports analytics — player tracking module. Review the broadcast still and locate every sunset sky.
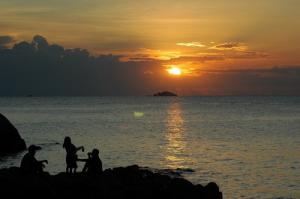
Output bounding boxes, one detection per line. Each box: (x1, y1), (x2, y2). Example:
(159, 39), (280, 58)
(1, 0), (300, 96)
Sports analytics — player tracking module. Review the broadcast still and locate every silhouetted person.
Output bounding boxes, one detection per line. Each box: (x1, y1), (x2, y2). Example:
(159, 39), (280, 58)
(80, 149), (103, 175)
(63, 136), (84, 174)
(20, 145), (48, 174)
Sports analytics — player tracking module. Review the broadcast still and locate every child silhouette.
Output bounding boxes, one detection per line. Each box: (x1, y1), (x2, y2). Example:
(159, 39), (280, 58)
(63, 136), (84, 174)
(80, 148), (103, 175)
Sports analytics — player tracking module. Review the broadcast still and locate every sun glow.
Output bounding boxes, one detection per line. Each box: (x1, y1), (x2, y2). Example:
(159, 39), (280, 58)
(167, 67), (182, 76)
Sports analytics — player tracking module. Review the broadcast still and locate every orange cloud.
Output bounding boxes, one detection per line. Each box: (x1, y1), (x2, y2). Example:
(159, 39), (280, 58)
(118, 48), (181, 62)
(176, 42), (205, 48)
(210, 42), (248, 51)
(227, 51), (269, 59)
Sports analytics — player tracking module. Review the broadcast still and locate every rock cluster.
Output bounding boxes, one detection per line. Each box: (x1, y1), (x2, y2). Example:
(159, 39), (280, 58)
(0, 165), (222, 199)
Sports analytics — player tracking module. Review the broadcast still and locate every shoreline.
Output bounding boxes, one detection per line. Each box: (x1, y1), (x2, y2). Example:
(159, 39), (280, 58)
(0, 165), (222, 199)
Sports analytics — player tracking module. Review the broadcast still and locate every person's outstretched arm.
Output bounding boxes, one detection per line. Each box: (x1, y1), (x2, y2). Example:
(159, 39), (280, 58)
(39, 160), (48, 164)
(76, 146), (84, 152)
(77, 158), (88, 162)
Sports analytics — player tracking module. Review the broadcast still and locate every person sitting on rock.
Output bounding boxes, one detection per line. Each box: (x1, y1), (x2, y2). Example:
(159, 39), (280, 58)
(20, 145), (48, 174)
(63, 136), (84, 174)
(80, 148), (103, 175)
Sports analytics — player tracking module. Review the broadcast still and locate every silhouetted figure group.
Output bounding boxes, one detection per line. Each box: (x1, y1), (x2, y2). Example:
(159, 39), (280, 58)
(20, 136), (103, 175)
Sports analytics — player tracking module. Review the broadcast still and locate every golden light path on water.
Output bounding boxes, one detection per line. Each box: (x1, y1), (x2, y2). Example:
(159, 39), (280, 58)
(164, 101), (192, 169)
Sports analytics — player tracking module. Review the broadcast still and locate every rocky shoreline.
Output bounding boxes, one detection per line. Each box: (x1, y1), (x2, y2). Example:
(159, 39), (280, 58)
(0, 165), (222, 199)
(0, 113), (222, 198)
(0, 113), (26, 154)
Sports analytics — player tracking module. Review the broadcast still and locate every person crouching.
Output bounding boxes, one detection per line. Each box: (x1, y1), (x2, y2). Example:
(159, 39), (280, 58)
(80, 149), (103, 175)
(20, 145), (48, 174)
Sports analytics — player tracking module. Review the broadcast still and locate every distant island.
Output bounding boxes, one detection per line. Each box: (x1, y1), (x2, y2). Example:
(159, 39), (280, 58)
(153, 91), (178, 96)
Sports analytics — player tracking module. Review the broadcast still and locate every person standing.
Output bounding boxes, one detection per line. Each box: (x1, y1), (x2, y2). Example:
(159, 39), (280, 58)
(63, 136), (84, 174)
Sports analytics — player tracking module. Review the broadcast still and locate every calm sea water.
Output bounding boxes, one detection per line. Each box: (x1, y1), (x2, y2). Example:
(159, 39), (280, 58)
(0, 97), (299, 199)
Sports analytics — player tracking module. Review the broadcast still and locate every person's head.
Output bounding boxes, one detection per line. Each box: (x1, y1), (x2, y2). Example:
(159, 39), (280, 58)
(91, 149), (99, 157)
(63, 136), (71, 148)
(28, 145), (41, 155)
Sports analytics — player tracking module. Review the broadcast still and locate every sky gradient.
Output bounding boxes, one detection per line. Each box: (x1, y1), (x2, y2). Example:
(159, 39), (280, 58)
(0, 0), (300, 96)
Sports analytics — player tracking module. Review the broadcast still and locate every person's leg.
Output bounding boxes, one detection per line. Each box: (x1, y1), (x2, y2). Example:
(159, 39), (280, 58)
(82, 162), (88, 173)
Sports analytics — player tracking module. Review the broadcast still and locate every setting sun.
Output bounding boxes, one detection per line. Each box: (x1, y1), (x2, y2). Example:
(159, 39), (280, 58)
(168, 67), (182, 76)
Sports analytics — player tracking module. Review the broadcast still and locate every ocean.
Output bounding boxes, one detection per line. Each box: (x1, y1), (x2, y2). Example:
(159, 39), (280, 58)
(0, 96), (299, 198)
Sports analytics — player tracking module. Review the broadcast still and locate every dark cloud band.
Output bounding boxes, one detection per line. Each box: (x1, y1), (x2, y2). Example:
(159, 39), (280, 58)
(0, 35), (14, 49)
(0, 35), (299, 96)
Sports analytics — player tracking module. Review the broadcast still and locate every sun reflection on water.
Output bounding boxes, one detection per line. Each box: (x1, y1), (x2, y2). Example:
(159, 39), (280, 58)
(164, 101), (188, 169)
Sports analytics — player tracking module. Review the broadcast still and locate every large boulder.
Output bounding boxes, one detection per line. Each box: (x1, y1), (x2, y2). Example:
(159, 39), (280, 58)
(0, 113), (26, 154)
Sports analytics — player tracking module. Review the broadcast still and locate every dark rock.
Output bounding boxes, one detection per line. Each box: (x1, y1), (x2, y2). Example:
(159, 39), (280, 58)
(0, 165), (222, 199)
(0, 113), (26, 154)
(204, 182), (223, 199)
(153, 91), (178, 96)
